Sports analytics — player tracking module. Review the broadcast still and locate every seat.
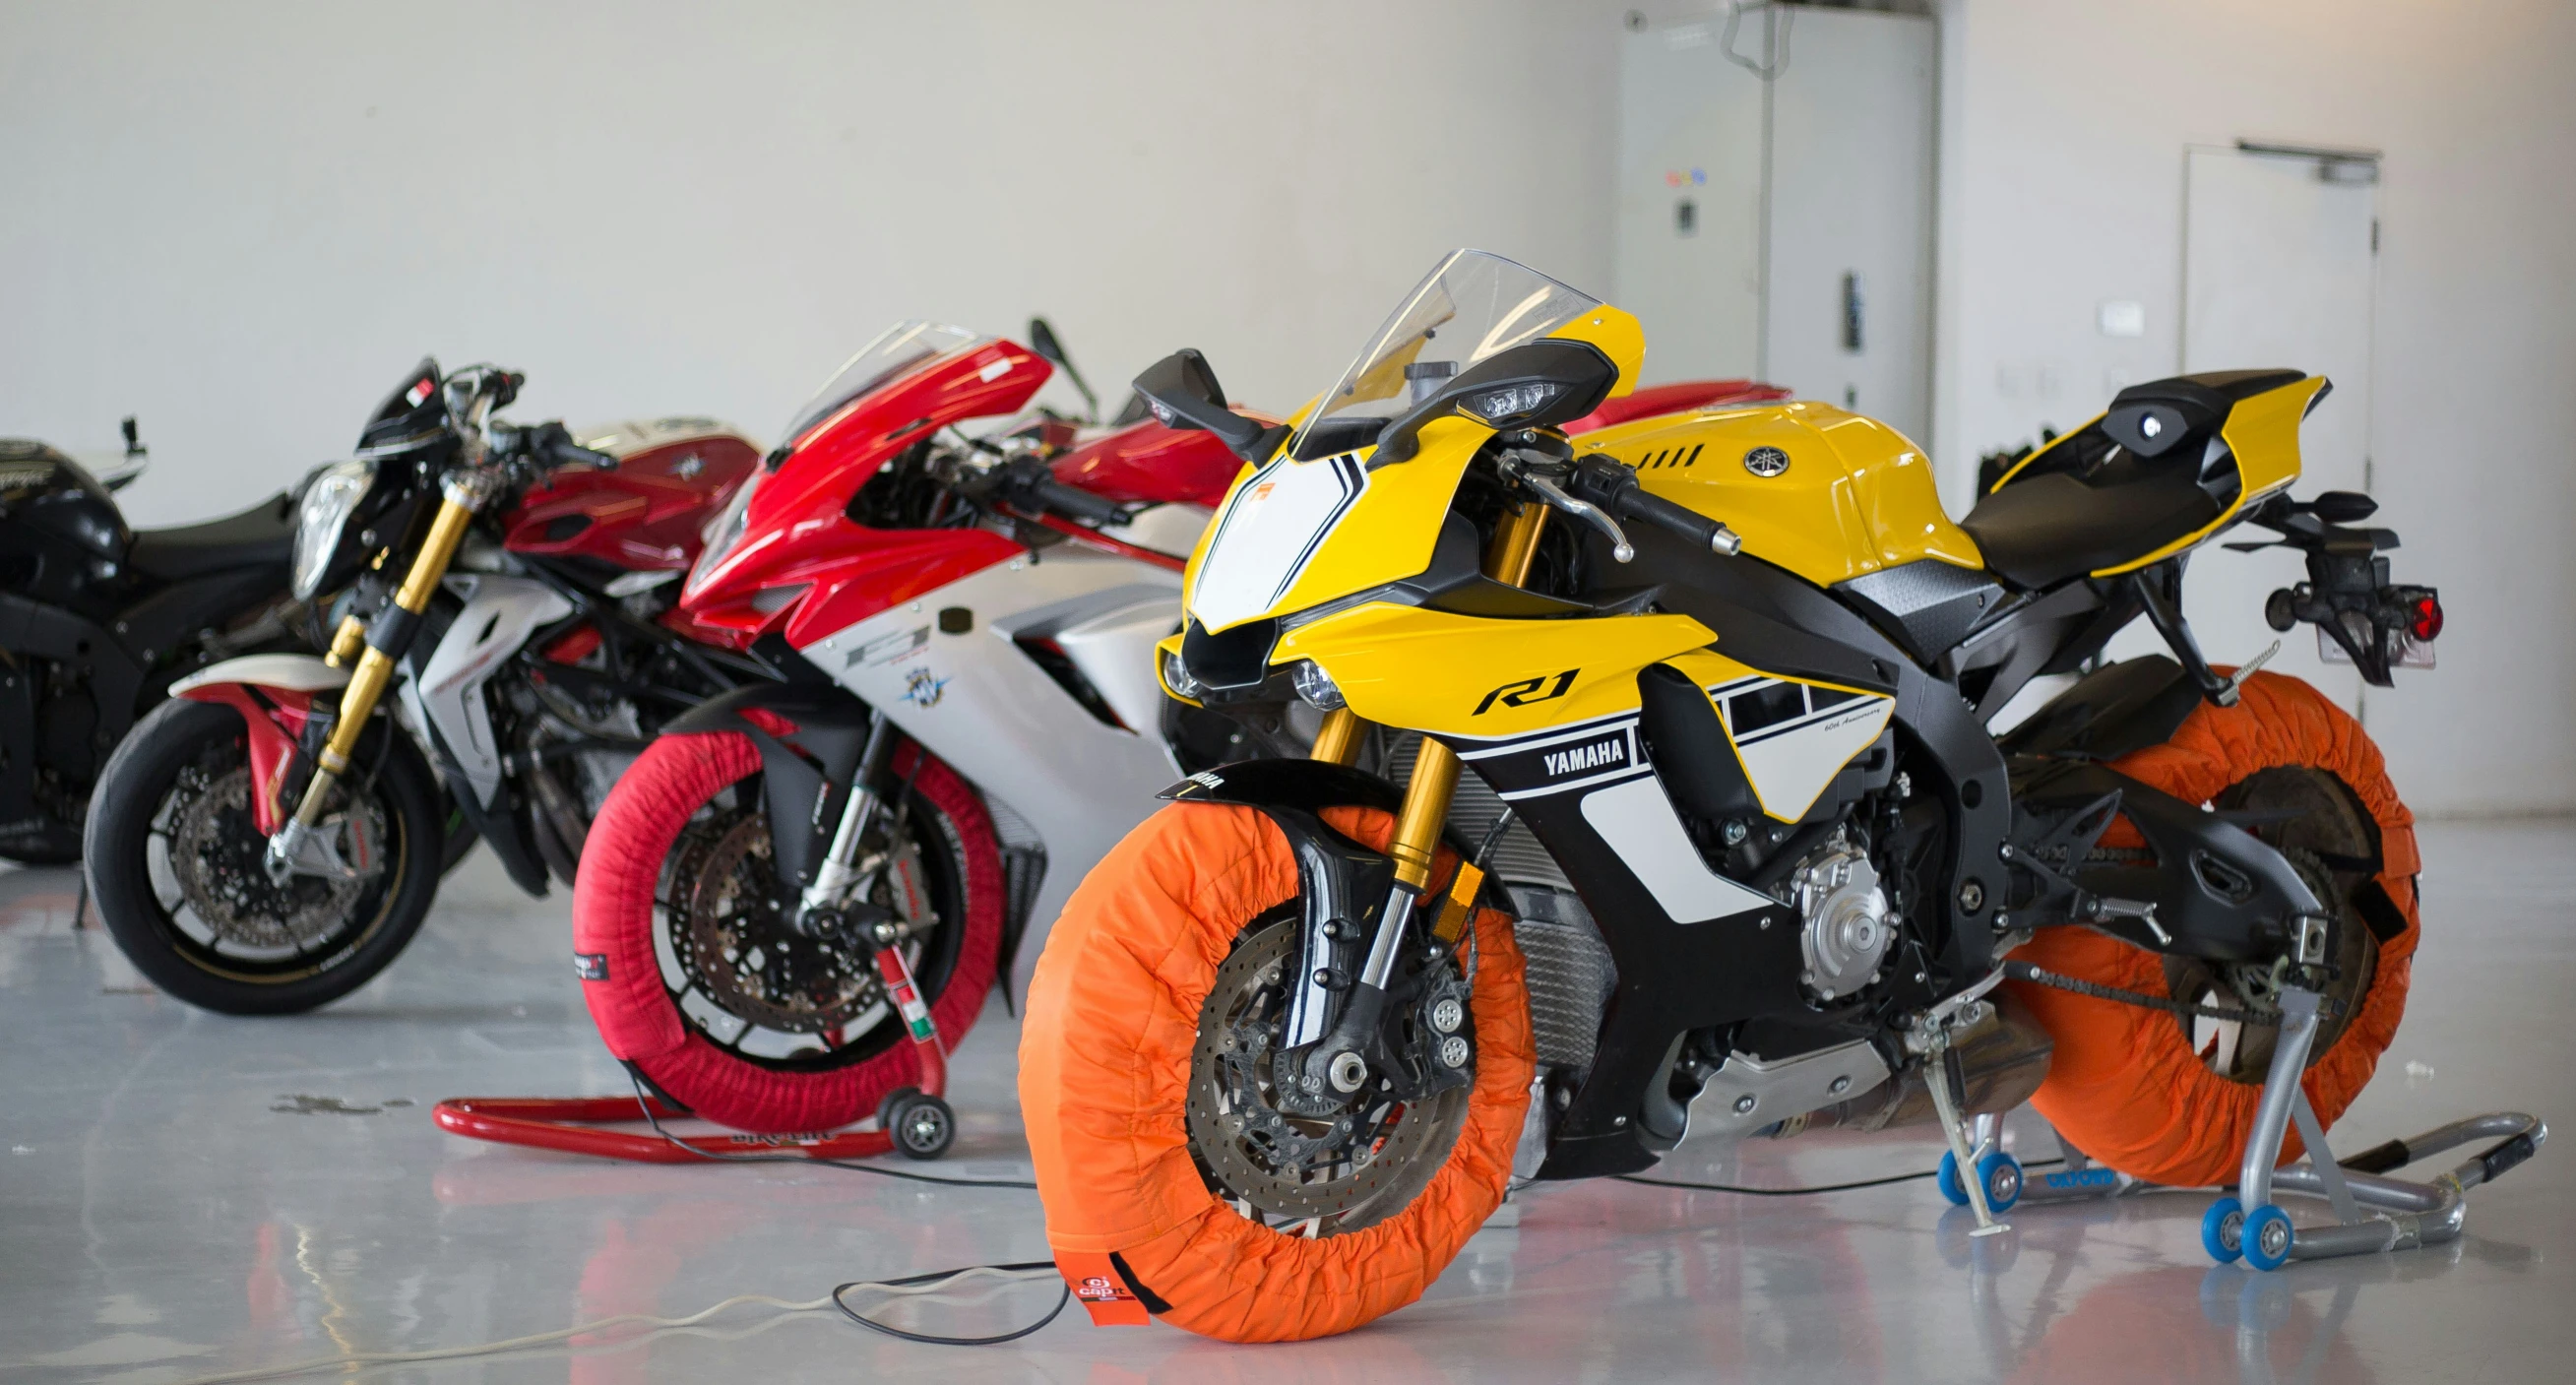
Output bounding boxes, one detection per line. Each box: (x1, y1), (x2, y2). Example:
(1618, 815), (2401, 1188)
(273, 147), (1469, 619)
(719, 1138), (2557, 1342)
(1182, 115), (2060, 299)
(1959, 370), (2303, 590)
(127, 492), (297, 582)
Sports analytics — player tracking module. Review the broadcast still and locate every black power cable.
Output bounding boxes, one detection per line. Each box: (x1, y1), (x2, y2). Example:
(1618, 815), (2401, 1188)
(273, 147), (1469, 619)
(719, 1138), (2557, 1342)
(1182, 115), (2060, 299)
(831, 1262), (1070, 1347)
(1615, 1158), (2064, 1197)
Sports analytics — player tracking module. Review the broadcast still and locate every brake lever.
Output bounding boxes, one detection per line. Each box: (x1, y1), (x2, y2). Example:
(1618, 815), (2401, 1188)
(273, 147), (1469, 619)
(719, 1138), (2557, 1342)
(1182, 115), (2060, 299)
(1506, 460), (1634, 563)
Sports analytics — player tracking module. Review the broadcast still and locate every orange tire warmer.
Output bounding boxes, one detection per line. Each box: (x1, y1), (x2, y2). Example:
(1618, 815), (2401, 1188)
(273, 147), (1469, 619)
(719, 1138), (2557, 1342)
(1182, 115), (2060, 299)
(1021, 802), (1535, 1343)
(2008, 671), (2419, 1188)
(571, 730), (1001, 1134)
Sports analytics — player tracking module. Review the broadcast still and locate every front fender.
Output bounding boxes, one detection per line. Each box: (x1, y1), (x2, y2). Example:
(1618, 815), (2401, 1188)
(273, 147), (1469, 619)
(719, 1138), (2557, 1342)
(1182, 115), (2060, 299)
(664, 681), (877, 894)
(170, 655), (350, 835)
(168, 653), (350, 697)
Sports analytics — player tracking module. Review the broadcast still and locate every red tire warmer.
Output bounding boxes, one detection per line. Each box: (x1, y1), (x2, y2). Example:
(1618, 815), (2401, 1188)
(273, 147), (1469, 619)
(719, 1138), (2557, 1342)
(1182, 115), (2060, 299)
(571, 729), (1003, 1135)
(1021, 802), (1535, 1343)
(2008, 670), (2421, 1188)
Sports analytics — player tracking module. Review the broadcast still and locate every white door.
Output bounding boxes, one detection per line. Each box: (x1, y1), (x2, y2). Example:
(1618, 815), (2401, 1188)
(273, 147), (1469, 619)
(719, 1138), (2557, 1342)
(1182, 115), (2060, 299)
(1764, 6), (1937, 442)
(2160, 144), (2379, 712)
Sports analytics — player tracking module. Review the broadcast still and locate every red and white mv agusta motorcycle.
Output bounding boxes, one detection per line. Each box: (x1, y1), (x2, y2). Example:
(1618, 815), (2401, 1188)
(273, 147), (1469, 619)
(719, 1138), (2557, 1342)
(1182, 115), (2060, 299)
(573, 320), (1785, 1139)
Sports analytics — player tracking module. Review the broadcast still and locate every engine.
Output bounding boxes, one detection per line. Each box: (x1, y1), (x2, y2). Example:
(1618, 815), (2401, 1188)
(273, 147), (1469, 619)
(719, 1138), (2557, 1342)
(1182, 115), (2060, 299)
(1788, 839), (1894, 1002)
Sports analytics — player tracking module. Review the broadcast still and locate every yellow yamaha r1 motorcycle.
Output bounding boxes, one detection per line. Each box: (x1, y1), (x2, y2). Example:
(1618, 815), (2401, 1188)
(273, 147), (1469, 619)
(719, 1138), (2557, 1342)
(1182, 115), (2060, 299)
(1019, 251), (2442, 1342)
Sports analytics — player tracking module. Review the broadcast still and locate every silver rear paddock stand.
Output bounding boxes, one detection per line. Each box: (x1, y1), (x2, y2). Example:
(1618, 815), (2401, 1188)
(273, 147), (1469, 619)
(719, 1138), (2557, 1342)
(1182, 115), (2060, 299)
(2198, 983), (2546, 1270)
(1924, 978), (2545, 1270)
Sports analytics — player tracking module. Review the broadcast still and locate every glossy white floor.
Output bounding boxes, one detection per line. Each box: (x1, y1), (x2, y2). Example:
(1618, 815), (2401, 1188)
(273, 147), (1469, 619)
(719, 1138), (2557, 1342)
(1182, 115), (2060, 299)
(3, 818), (2569, 1384)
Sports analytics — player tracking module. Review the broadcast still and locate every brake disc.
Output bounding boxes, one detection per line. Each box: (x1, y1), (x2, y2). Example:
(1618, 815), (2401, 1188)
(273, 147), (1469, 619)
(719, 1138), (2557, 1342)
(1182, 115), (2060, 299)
(167, 764), (379, 953)
(1185, 913), (1471, 1234)
(665, 808), (933, 1039)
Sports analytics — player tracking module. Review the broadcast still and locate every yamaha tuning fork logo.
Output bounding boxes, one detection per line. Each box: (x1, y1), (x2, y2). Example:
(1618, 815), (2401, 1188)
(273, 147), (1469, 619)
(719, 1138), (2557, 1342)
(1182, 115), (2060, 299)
(1743, 446), (1791, 477)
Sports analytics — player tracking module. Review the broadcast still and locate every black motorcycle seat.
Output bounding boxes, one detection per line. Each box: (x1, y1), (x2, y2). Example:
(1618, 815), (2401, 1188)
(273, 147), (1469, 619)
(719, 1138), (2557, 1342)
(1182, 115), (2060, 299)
(127, 492), (297, 581)
(1958, 370), (2303, 590)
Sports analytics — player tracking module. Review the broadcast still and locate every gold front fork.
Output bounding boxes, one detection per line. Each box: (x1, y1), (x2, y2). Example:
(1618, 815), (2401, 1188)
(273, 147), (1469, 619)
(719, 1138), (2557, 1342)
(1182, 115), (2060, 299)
(1378, 499), (1550, 889)
(280, 486), (480, 839)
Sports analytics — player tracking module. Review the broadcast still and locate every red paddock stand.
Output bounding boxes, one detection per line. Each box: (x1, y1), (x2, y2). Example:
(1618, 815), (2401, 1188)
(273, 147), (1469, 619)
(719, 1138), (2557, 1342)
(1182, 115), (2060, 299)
(435, 948), (956, 1165)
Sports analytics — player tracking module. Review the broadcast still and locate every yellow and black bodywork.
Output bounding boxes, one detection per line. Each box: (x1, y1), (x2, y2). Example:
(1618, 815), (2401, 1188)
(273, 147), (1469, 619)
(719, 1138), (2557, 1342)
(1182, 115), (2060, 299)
(1146, 258), (2409, 1179)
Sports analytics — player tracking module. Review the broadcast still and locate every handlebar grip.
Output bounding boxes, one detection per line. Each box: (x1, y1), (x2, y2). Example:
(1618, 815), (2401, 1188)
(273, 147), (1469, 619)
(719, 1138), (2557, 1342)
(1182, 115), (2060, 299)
(1609, 486), (1734, 553)
(1033, 477), (1127, 527)
(550, 438), (620, 471)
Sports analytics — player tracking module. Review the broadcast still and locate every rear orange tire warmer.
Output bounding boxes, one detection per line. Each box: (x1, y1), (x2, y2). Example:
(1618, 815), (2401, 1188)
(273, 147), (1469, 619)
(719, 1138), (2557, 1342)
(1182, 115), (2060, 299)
(572, 730), (1001, 1135)
(2008, 670), (2420, 1188)
(1021, 802), (1535, 1343)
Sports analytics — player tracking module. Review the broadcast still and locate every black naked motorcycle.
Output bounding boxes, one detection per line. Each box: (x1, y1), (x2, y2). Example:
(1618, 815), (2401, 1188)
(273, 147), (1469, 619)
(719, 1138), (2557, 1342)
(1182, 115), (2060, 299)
(82, 361), (770, 1013)
(1, 422), (309, 863)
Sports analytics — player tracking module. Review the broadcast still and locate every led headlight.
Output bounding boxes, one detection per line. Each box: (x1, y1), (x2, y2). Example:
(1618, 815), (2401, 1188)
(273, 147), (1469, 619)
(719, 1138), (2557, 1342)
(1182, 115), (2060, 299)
(291, 458), (376, 600)
(1457, 380), (1569, 426)
(1290, 659), (1346, 711)
(1161, 647), (1206, 701)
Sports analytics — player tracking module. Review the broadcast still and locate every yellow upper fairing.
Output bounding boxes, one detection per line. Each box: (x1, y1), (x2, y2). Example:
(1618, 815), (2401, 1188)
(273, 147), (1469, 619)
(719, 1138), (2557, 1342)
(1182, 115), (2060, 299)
(1574, 400), (1981, 588)
(1184, 249), (1646, 635)
(1272, 603), (1716, 739)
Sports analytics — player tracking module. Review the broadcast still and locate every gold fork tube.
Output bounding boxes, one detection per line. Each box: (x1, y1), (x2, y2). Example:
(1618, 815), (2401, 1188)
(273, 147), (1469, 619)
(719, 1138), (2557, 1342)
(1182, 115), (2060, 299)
(1310, 707), (1364, 766)
(324, 613), (366, 668)
(289, 495), (478, 825)
(1379, 500), (1554, 890)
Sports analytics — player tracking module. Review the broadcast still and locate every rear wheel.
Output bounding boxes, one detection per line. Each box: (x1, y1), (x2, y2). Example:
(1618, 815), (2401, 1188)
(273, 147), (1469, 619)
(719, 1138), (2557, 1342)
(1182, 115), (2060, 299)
(572, 730), (1001, 1134)
(84, 698), (443, 1014)
(1020, 801), (1534, 1343)
(2008, 671), (2419, 1187)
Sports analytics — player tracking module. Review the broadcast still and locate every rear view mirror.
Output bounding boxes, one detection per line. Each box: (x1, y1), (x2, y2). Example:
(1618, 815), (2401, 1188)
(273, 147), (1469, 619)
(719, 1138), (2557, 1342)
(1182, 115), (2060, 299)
(1370, 339), (1619, 466)
(1027, 316), (1100, 423)
(1132, 349), (1284, 463)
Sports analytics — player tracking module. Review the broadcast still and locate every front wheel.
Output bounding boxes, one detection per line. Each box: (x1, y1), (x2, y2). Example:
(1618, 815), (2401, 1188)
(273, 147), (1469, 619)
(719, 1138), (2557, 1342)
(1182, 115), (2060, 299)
(1020, 801), (1534, 1344)
(83, 698), (444, 1014)
(571, 730), (1002, 1134)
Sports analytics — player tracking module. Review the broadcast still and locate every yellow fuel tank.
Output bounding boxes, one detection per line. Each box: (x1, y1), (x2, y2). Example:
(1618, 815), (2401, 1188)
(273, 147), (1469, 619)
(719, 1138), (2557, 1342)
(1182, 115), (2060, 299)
(1574, 401), (1983, 588)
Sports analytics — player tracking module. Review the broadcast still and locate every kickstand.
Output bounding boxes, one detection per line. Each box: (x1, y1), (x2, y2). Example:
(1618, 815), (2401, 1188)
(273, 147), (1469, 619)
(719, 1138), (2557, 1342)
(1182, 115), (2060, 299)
(1922, 1029), (2009, 1237)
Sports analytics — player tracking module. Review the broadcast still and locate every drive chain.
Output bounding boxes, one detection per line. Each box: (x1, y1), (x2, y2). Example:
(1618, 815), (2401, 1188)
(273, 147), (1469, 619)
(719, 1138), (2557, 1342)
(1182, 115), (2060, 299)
(2001, 959), (2327, 1028)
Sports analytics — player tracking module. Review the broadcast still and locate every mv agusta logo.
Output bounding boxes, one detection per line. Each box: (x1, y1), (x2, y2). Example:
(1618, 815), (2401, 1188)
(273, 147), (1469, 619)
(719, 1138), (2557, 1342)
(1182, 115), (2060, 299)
(1474, 668), (1579, 715)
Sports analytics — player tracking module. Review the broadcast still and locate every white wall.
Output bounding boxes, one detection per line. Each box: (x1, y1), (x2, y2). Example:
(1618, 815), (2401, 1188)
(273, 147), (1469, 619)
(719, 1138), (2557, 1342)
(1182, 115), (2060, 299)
(1932, 0), (2576, 815)
(1, 0), (1624, 525)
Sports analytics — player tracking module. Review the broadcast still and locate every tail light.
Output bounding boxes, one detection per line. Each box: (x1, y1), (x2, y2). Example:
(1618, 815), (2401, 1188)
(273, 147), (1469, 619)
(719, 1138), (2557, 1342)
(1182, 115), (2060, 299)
(2410, 595), (2443, 642)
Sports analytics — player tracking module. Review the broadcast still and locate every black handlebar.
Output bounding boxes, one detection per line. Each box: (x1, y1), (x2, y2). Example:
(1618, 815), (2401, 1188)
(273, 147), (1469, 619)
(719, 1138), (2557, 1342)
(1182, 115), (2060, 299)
(1567, 458), (1736, 555)
(494, 420), (617, 472)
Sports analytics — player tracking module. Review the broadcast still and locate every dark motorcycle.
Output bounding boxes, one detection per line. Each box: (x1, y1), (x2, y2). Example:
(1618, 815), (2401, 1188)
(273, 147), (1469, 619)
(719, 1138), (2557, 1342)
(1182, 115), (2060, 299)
(1, 421), (308, 863)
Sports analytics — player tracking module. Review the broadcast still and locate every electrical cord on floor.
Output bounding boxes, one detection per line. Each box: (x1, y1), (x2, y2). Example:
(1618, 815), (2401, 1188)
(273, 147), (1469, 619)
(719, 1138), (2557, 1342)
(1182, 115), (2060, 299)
(162, 1265), (1072, 1383)
(627, 1074), (1038, 1189)
(833, 1261), (1068, 1346)
(1613, 1157), (2064, 1197)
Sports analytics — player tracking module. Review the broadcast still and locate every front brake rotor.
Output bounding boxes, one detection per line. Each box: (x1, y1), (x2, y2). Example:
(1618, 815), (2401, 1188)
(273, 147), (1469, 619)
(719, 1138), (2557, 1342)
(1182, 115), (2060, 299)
(1185, 913), (1471, 1233)
(168, 764), (380, 953)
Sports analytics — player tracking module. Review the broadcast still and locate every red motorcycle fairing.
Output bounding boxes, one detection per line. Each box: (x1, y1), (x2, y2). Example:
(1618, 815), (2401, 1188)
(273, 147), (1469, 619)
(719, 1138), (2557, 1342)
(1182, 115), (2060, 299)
(501, 422), (760, 572)
(1047, 416), (1259, 508)
(679, 338), (1054, 652)
(1563, 378), (1791, 434)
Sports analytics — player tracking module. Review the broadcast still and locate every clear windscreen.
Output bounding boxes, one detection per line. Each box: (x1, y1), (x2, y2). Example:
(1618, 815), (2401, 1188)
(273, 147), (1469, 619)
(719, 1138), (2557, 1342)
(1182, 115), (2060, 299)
(778, 321), (985, 449)
(1289, 250), (1603, 461)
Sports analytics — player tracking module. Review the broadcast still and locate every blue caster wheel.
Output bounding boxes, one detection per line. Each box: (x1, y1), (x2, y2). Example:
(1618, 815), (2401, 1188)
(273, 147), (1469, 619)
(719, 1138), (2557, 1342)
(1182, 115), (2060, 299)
(2202, 1196), (2245, 1263)
(1977, 1150), (2024, 1213)
(1937, 1149), (2023, 1211)
(2241, 1204), (2294, 1271)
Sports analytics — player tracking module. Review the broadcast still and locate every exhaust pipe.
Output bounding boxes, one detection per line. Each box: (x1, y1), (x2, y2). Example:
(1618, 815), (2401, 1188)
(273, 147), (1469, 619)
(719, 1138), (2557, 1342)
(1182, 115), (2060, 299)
(1770, 991), (2053, 1138)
